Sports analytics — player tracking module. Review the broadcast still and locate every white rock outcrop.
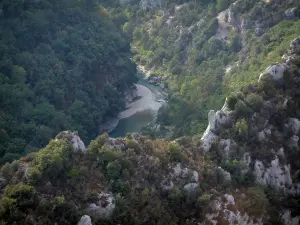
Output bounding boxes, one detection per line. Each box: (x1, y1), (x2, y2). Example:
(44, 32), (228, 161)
(202, 194), (263, 225)
(173, 163), (199, 182)
(284, 118), (300, 136)
(87, 193), (115, 219)
(258, 63), (287, 82)
(290, 37), (300, 54)
(201, 106), (234, 152)
(254, 157), (293, 192)
(281, 210), (300, 225)
(55, 131), (86, 153)
(78, 215), (92, 225)
(285, 135), (299, 149)
(183, 183), (199, 193)
(219, 139), (236, 157)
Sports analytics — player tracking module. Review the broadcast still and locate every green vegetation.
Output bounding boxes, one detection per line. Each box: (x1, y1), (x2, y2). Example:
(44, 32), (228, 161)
(0, 0), (137, 163)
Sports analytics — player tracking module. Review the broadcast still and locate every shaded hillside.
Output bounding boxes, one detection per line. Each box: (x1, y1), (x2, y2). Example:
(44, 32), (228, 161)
(0, 0), (138, 163)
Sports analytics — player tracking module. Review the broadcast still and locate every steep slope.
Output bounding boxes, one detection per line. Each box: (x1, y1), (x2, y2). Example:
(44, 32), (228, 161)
(1, 36), (300, 225)
(0, 0), (138, 163)
(109, 0), (300, 137)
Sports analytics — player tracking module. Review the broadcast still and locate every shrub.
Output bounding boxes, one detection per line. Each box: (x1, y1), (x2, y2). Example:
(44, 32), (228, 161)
(233, 118), (248, 136)
(27, 167), (42, 184)
(107, 160), (122, 179)
(235, 100), (253, 118)
(246, 93), (263, 111)
(168, 143), (182, 162)
(4, 183), (36, 208)
(88, 134), (107, 154)
(226, 94), (239, 110)
(237, 186), (269, 217)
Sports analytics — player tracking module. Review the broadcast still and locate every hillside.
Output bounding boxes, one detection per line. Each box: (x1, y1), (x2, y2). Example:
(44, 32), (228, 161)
(109, 0), (300, 137)
(1, 38), (300, 225)
(1, 0), (300, 225)
(0, 0), (138, 163)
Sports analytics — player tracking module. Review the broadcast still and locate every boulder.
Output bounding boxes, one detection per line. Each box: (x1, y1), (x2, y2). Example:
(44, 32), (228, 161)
(173, 163), (199, 182)
(87, 193), (115, 219)
(284, 118), (300, 136)
(78, 215), (92, 225)
(285, 135), (299, 149)
(219, 139), (237, 158)
(183, 183), (199, 193)
(290, 37), (300, 54)
(55, 131), (86, 153)
(281, 210), (300, 225)
(258, 63), (287, 82)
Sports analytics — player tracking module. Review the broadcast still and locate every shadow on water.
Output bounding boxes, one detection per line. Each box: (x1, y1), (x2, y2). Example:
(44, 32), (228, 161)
(109, 110), (155, 138)
(109, 80), (165, 137)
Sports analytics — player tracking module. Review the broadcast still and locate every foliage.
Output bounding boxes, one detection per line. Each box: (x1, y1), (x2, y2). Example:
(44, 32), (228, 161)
(0, 0), (137, 163)
(235, 100), (253, 118)
(246, 93), (264, 111)
(233, 118), (248, 137)
(237, 186), (269, 217)
(168, 143), (182, 162)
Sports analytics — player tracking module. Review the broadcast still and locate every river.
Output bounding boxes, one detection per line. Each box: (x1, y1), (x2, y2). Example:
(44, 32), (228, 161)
(109, 80), (166, 137)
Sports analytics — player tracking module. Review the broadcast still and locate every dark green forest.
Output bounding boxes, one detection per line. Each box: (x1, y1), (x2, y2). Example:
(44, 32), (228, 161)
(0, 0), (138, 163)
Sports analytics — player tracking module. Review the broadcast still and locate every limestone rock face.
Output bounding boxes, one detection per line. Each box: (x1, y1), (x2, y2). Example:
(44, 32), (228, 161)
(290, 37), (300, 54)
(78, 215), (92, 225)
(254, 157), (293, 192)
(219, 139), (237, 157)
(202, 194), (263, 225)
(87, 193), (115, 219)
(201, 108), (234, 152)
(284, 118), (300, 136)
(258, 63), (287, 82)
(55, 131), (86, 153)
(281, 210), (300, 225)
(285, 135), (299, 149)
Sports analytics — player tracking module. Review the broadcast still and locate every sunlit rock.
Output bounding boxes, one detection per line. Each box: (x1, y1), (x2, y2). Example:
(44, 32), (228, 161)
(290, 37), (300, 54)
(87, 192), (115, 219)
(284, 118), (300, 136)
(258, 63), (287, 82)
(78, 215), (92, 225)
(281, 210), (300, 225)
(55, 131), (86, 153)
(254, 157), (293, 192)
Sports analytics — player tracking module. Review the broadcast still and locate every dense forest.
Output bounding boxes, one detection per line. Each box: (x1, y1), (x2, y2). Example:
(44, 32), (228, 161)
(0, 0), (138, 163)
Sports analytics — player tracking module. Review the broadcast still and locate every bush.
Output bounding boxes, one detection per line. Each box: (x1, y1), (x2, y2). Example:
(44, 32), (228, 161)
(4, 183), (36, 208)
(237, 186), (269, 217)
(88, 134), (107, 154)
(226, 94), (239, 110)
(235, 100), (253, 118)
(107, 160), (122, 179)
(233, 118), (248, 136)
(168, 143), (182, 162)
(246, 93), (263, 111)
